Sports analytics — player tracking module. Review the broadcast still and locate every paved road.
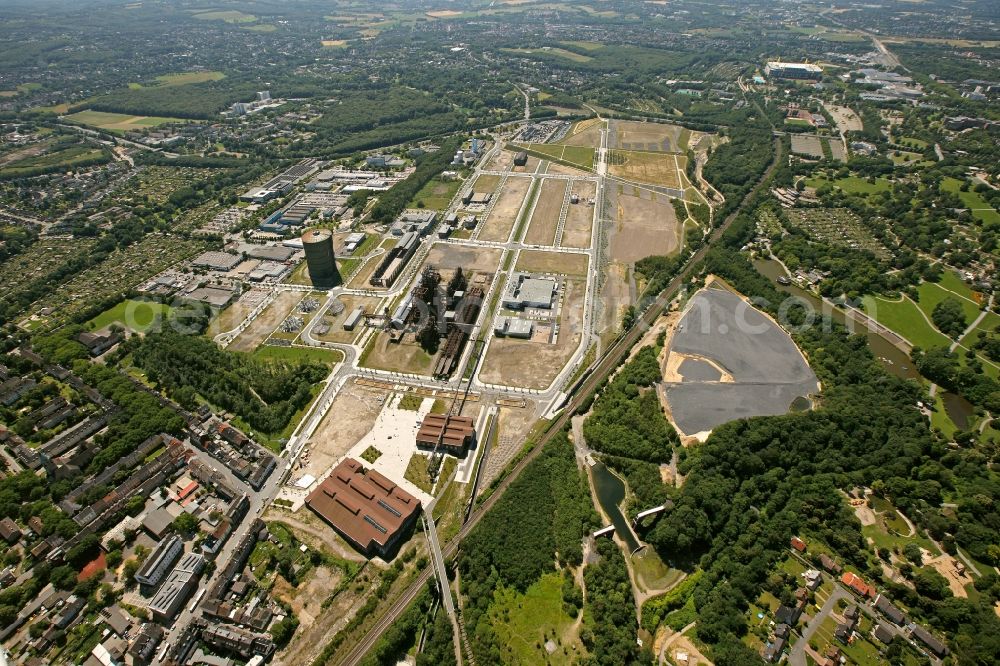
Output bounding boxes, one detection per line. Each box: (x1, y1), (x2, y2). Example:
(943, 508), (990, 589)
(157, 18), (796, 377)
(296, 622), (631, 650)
(789, 585), (850, 666)
(335, 136), (784, 666)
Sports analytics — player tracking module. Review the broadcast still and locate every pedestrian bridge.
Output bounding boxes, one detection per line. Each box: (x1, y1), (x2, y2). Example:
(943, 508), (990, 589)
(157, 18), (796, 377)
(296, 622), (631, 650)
(632, 504), (669, 527)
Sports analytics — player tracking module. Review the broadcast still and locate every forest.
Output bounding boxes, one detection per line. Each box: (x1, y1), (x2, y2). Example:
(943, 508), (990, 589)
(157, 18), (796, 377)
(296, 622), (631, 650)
(459, 431), (598, 664)
(638, 242), (1000, 665)
(582, 346), (677, 463)
(128, 329), (326, 434)
(366, 137), (463, 226)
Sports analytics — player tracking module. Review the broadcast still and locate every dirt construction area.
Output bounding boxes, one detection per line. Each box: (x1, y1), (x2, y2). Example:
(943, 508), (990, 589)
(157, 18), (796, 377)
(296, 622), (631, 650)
(228, 291), (304, 352)
(825, 103), (863, 133)
(609, 120), (684, 152)
(608, 150), (683, 189)
(297, 378), (385, 482)
(479, 277), (586, 390)
(561, 181), (597, 248)
(313, 294), (385, 344)
(558, 118), (603, 148)
(207, 289), (268, 337)
(608, 184), (682, 263)
(424, 243), (502, 273)
(483, 148), (514, 171)
(481, 403), (540, 485)
(515, 249), (589, 276)
(479, 176), (532, 242)
(523, 178), (567, 245)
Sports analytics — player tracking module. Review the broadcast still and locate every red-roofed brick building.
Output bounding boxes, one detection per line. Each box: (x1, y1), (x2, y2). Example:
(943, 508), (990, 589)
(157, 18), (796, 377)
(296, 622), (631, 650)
(790, 536), (807, 553)
(416, 413), (475, 456)
(841, 571), (875, 598)
(306, 458), (420, 559)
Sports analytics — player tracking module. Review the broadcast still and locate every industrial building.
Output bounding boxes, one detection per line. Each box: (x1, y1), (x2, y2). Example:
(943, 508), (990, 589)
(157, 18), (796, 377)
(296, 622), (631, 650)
(147, 552), (205, 621)
(343, 305), (365, 331)
(514, 151), (528, 166)
(462, 191), (492, 206)
(305, 458), (421, 559)
(343, 232), (367, 254)
(134, 535), (183, 591)
(502, 273), (557, 310)
(389, 209), (437, 237)
(301, 229), (338, 288)
(494, 317), (533, 339)
(416, 414), (476, 456)
(765, 62), (823, 80)
(191, 251), (241, 272)
(371, 232), (419, 288)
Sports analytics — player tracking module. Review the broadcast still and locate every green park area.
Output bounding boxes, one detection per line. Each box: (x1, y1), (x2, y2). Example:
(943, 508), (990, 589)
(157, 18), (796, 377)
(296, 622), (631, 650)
(1, 143), (107, 177)
(409, 175), (462, 210)
(64, 110), (185, 133)
(806, 175), (891, 196)
(487, 573), (583, 665)
(87, 299), (174, 334)
(861, 294), (951, 349)
(941, 177), (1000, 226)
(129, 71), (226, 89)
(251, 345), (344, 366)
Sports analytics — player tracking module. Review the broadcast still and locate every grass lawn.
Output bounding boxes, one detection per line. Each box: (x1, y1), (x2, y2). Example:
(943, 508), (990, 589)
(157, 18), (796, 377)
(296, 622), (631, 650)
(915, 282), (979, 328)
(409, 176), (462, 210)
(251, 345), (343, 366)
(2, 144), (106, 175)
(64, 109), (185, 134)
(87, 298), (173, 334)
(807, 176), (891, 196)
(559, 40), (604, 51)
(487, 573), (582, 665)
(941, 177), (1000, 226)
(518, 142), (594, 169)
(502, 47), (593, 63)
(398, 393), (424, 411)
(403, 454), (433, 493)
(961, 310), (1000, 346)
(860, 295), (951, 349)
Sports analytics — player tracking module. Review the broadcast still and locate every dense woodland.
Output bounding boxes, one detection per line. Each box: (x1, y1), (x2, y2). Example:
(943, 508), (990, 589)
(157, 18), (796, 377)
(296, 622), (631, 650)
(128, 329), (326, 434)
(459, 431), (598, 664)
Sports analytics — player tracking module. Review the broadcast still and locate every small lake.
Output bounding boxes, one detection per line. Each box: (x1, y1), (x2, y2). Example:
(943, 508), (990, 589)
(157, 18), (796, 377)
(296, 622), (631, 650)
(590, 462), (641, 553)
(753, 258), (975, 428)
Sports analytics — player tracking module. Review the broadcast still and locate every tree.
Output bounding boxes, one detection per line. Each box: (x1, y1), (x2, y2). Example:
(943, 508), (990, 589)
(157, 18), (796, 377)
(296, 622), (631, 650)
(172, 513), (198, 535)
(931, 297), (967, 339)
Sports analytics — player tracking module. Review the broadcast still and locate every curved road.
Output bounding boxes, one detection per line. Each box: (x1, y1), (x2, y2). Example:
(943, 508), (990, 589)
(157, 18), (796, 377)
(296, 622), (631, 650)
(334, 136), (784, 666)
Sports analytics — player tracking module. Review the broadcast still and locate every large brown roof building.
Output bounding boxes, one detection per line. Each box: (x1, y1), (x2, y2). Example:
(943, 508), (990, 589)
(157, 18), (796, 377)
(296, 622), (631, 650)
(306, 458), (420, 559)
(415, 414), (476, 456)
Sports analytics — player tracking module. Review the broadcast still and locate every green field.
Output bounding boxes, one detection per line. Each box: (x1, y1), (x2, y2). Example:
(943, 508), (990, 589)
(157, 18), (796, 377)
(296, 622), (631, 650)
(192, 10), (257, 23)
(88, 299), (174, 334)
(150, 71), (226, 87)
(251, 345), (344, 365)
(1, 144), (107, 176)
(502, 47), (593, 63)
(64, 110), (185, 133)
(861, 294), (951, 349)
(915, 282), (980, 329)
(487, 573), (582, 665)
(409, 176), (462, 210)
(942, 177), (1000, 226)
(518, 143), (595, 169)
(559, 40), (604, 51)
(807, 175), (891, 195)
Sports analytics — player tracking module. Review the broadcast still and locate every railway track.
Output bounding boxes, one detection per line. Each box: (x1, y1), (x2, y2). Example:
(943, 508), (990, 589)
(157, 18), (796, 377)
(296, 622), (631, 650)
(334, 137), (783, 666)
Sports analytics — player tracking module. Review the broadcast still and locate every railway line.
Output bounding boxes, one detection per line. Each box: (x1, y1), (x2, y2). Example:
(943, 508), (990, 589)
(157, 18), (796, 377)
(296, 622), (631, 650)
(334, 136), (782, 666)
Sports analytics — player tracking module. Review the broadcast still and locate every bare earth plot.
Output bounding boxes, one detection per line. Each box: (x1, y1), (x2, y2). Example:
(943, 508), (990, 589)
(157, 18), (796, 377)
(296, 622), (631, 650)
(484, 149), (514, 171)
(825, 104), (863, 133)
(545, 161), (591, 177)
(561, 181), (597, 248)
(299, 378), (384, 483)
(608, 150), (682, 189)
(609, 120), (683, 152)
(207, 290), (267, 338)
(557, 118), (603, 148)
(609, 185), (681, 263)
(482, 404), (539, 485)
(596, 262), (632, 346)
(314, 294), (384, 344)
(523, 179), (567, 245)
(515, 249), (589, 276)
(663, 287), (819, 438)
(472, 173), (502, 192)
(479, 277), (586, 390)
(229, 291), (304, 352)
(513, 155), (541, 173)
(791, 134), (825, 159)
(479, 176), (532, 241)
(424, 243), (502, 273)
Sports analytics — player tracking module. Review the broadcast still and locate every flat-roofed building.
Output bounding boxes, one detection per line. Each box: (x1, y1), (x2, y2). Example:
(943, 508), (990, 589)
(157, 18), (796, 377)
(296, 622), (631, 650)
(305, 458), (420, 559)
(344, 305), (365, 331)
(494, 317), (533, 338)
(416, 413), (476, 456)
(765, 62), (823, 80)
(147, 551), (205, 621)
(191, 251), (241, 272)
(502, 273), (557, 310)
(134, 535), (183, 591)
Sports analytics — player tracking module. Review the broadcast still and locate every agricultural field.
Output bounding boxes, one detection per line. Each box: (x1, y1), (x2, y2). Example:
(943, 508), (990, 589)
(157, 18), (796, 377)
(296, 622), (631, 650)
(607, 150), (683, 189)
(608, 120), (684, 152)
(87, 298), (175, 335)
(523, 179), (567, 246)
(561, 181), (597, 248)
(64, 110), (186, 134)
(478, 176), (532, 242)
(785, 208), (889, 260)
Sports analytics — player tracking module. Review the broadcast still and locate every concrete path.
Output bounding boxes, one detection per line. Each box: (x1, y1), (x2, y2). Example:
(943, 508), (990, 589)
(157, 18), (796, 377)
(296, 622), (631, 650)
(788, 585), (850, 666)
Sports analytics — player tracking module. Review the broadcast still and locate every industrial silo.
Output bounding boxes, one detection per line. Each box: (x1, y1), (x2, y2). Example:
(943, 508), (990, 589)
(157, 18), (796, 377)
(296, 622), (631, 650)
(301, 229), (338, 287)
